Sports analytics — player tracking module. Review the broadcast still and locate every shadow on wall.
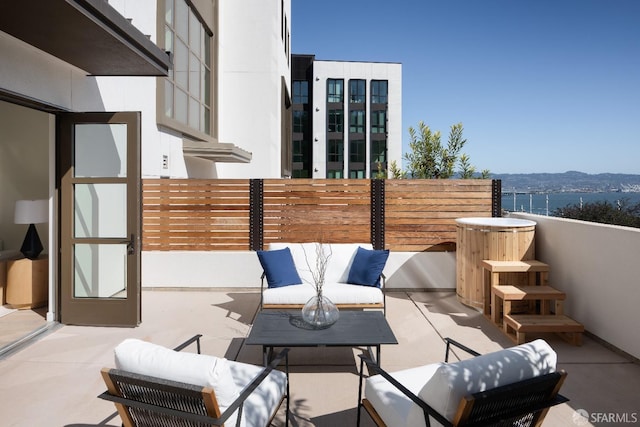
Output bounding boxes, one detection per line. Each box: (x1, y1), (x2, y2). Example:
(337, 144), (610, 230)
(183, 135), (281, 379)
(386, 249), (456, 290)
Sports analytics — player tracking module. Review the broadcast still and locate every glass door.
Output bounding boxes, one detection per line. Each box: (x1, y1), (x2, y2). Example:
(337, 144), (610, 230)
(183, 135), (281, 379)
(58, 112), (141, 326)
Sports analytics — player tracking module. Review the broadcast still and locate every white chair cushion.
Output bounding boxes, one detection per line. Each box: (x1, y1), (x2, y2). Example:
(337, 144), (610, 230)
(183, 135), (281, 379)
(114, 339), (240, 427)
(228, 359), (288, 427)
(419, 339), (557, 423)
(365, 363), (443, 427)
(365, 339), (557, 427)
(262, 283), (383, 305)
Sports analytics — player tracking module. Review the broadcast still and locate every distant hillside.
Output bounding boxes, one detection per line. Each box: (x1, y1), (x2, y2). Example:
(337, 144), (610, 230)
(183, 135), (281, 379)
(491, 171), (640, 193)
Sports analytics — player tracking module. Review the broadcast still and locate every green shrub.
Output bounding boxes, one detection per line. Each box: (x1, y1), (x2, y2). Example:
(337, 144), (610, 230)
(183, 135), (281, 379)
(553, 198), (640, 228)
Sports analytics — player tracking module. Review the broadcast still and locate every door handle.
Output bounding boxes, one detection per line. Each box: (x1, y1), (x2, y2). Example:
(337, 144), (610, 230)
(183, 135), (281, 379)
(120, 234), (135, 255)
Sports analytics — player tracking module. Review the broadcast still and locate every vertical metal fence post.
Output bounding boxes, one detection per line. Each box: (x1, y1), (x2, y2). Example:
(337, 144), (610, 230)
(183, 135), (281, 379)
(249, 179), (264, 251)
(492, 179), (502, 217)
(371, 179), (385, 250)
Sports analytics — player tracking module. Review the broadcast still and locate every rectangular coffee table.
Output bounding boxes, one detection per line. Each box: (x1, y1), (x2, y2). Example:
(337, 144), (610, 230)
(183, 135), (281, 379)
(245, 310), (397, 366)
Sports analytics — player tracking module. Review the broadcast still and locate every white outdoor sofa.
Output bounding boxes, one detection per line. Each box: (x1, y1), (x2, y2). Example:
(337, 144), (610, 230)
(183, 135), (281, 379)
(258, 242), (388, 313)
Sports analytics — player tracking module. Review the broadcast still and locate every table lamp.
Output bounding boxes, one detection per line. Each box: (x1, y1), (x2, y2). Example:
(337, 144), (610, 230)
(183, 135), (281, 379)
(14, 199), (48, 260)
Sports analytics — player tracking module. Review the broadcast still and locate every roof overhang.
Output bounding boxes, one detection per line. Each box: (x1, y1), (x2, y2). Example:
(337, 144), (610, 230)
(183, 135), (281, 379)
(183, 140), (252, 163)
(0, 0), (170, 76)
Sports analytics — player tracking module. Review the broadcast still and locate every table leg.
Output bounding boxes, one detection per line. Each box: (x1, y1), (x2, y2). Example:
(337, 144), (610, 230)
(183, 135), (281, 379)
(262, 346), (274, 367)
(366, 345), (382, 365)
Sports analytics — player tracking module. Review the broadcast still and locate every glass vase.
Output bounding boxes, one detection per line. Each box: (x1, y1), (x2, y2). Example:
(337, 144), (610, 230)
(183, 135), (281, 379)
(301, 292), (339, 329)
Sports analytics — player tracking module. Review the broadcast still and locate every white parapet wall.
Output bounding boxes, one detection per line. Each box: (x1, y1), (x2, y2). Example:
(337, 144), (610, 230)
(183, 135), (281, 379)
(142, 250), (456, 290)
(508, 212), (640, 361)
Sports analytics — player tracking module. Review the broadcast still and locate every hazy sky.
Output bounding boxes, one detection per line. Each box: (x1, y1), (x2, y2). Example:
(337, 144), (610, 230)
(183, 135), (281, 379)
(292, 0), (640, 174)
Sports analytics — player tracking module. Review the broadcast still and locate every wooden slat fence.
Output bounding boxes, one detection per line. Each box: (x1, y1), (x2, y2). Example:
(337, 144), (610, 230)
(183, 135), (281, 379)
(142, 178), (499, 252)
(262, 179), (372, 245)
(143, 179), (251, 251)
(385, 180), (495, 251)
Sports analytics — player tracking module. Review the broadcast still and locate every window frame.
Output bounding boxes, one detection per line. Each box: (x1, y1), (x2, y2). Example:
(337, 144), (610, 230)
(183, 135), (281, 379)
(349, 79), (366, 104)
(157, 0), (215, 142)
(371, 80), (388, 104)
(293, 80), (309, 104)
(349, 110), (365, 134)
(328, 109), (344, 133)
(327, 79), (344, 103)
(371, 110), (386, 134)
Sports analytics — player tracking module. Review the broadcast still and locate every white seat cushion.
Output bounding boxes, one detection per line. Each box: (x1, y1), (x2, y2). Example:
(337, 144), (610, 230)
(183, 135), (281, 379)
(365, 363), (443, 427)
(114, 339), (287, 427)
(365, 339), (557, 427)
(228, 359), (288, 427)
(262, 283), (383, 305)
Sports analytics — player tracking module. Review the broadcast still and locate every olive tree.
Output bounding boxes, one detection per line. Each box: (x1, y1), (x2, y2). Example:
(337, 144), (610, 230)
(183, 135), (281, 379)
(401, 121), (489, 179)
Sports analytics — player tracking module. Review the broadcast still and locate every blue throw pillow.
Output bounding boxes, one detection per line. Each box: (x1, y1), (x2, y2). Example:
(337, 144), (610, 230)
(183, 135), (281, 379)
(347, 247), (390, 287)
(256, 247), (302, 288)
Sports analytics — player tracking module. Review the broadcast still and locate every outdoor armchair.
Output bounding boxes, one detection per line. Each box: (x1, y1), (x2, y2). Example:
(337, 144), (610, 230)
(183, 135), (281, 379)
(357, 337), (568, 427)
(99, 334), (290, 427)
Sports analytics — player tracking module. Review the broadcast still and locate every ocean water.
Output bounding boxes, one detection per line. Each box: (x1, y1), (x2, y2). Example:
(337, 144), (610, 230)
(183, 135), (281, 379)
(501, 192), (640, 216)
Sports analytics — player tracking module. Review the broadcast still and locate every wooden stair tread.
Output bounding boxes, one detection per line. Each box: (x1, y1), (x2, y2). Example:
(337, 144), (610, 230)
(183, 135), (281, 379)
(504, 314), (584, 332)
(492, 285), (566, 301)
(481, 260), (550, 273)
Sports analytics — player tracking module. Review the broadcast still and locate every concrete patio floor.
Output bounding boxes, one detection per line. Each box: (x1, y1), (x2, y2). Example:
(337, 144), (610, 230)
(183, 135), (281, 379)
(0, 290), (639, 426)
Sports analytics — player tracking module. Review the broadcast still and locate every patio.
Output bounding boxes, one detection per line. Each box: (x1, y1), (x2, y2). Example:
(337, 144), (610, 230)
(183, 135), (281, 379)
(0, 289), (638, 426)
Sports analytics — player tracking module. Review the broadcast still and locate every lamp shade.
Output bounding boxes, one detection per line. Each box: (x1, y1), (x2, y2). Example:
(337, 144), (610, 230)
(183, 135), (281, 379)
(14, 199), (48, 225)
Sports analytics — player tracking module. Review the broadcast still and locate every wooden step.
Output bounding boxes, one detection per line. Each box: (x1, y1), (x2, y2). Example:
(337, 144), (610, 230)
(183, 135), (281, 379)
(481, 260), (550, 273)
(492, 285), (565, 301)
(503, 314), (584, 346)
(481, 260), (550, 314)
(491, 285), (566, 324)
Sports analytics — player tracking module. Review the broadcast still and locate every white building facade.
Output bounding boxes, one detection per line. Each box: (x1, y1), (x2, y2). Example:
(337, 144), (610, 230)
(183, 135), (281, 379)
(292, 56), (402, 179)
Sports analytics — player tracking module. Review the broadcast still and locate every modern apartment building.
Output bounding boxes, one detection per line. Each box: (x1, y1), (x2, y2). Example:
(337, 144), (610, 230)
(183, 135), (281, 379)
(292, 55), (402, 179)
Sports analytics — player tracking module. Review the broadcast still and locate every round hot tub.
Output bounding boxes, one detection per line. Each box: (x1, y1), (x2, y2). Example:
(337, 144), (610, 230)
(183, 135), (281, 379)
(455, 217), (537, 310)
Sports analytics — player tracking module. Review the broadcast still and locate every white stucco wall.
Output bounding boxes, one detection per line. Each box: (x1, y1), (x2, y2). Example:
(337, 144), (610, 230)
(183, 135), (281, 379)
(215, 0), (292, 178)
(312, 60), (402, 178)
(142, 250), (456, 290)
(0, 11), (186, 180)
(508, 212), (640, 360)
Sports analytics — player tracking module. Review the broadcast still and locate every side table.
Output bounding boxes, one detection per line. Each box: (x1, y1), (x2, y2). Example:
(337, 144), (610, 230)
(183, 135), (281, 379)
(6, 256), (48, 309)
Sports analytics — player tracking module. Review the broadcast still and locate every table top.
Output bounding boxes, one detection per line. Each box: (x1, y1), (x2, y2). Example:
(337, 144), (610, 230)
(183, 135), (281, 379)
(245, 310), (398, 347)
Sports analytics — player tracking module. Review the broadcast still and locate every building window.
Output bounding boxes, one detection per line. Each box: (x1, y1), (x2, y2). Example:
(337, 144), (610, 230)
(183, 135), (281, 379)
(371, 140), (386, 163)
(163, 0), (212, 136)
(350, 139), (365, 163)
(327, 169), (344, 178)
(349, 138), (366, 178)
(349, 79), (366, 103)
(293, 81), (309, 104)
(328, 109), (344, 132)
(327, 79), (344, 103)
(327, 139), (344, 163)
(293, 110), (307, 133)
(371, 80), (388, 104)
(327, 138), (344, 178)
(293, 139), (310, 178)
(371, 110), (386, 134)
(349, 110), (365, 133)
